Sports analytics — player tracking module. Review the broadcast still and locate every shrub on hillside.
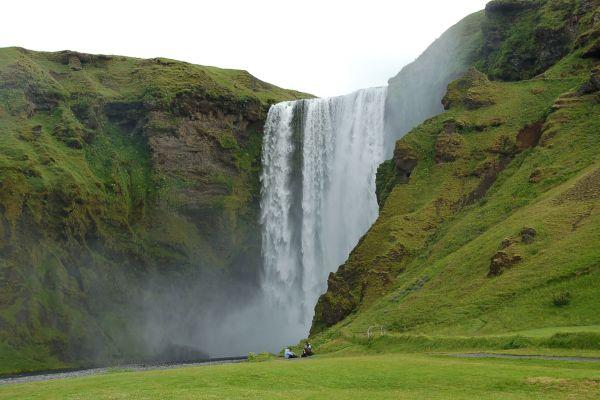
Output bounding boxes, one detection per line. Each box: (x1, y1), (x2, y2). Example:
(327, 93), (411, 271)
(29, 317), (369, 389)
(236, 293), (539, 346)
(552, 292), (571, 307)
(501, 336), (530, 349)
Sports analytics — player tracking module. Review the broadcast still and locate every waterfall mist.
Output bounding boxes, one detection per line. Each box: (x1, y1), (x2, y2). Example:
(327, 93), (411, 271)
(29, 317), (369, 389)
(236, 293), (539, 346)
(128, 88), (388, 359)
(384, 11), (484, 154)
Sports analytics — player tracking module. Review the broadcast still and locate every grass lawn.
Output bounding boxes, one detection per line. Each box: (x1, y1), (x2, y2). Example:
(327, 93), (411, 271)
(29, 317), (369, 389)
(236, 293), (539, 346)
(1, 353), (598, 399)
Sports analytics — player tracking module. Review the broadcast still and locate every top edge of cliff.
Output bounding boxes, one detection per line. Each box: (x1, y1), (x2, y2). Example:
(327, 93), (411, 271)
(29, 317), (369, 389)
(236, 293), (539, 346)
(0, 46), (314, 107)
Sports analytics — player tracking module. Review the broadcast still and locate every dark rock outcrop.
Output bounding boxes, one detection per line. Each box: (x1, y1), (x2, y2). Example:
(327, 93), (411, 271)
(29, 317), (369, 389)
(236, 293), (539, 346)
(311, 269), (358, 334)
(435, 132), (464, 163)
(521, 227), (537, 244)
(393, 141), (418, 182)
(485, 0), (537, 14)
(578, 68), (600, 94)
(488, 251), (522, 276)
(478, 0), (594, 81)
(516, 121), (544, 150)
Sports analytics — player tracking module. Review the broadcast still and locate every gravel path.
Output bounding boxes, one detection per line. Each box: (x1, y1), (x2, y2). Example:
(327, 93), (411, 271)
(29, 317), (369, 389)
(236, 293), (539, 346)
(0, 357), (247, 385)
(449, 353), (600, 363)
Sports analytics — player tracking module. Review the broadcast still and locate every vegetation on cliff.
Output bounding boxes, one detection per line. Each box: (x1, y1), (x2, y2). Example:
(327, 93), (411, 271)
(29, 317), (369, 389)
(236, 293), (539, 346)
(0, 47), (308, 373)
(311, 0), (600, 354)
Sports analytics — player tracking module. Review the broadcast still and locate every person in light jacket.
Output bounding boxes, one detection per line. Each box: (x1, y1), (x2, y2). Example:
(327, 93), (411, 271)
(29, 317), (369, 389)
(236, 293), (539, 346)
(284, 348), (297, 359)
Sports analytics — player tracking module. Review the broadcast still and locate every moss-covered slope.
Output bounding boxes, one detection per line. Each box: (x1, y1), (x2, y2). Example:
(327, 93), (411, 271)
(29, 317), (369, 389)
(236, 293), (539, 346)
(0, 47), (308, 373)
(311, 0), (600, 347)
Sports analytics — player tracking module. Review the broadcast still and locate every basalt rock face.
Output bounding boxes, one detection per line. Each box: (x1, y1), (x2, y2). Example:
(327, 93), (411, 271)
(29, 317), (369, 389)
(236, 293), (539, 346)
(0, 47), (308, 372)
(477, 0), (595, 81)
(311, 0), (600, 339)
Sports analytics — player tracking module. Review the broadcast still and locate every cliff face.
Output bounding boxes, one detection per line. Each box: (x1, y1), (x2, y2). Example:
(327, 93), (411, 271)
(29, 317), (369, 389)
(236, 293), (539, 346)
(311, 0), (600, 338)
(0, 47), (308, 372)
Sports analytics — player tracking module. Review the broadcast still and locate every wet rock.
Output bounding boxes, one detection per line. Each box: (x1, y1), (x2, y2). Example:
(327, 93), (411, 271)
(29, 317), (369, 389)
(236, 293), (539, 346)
(311, 270), (357, 334)
(488, 251), (522, 276)
(393, 141), (418, 182)
(104, 101), (146, 130)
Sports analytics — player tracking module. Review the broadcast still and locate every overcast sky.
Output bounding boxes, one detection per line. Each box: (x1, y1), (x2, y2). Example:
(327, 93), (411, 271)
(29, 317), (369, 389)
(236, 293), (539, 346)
(1, 0), (489, 97)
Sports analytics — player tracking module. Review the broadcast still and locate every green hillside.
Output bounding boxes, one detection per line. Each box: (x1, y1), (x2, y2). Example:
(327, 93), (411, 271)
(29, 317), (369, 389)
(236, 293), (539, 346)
(311, 0), (600, 353)
(0, 47), (308, 373)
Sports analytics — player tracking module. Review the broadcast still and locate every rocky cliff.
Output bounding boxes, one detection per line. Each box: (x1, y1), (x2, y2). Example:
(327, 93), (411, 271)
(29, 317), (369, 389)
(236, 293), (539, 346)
(0, 47), (308, 373)
(312, 0), (599, 339)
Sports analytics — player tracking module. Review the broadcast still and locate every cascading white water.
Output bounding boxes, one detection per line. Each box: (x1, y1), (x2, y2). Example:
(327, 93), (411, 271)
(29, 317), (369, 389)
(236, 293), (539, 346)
(260, 87), (387, 344)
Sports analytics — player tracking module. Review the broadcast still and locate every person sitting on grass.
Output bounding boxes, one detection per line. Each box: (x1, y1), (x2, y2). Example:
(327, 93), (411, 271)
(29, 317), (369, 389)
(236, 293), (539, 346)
(284, 347), (298, 359)
(301, 342), (313, 357)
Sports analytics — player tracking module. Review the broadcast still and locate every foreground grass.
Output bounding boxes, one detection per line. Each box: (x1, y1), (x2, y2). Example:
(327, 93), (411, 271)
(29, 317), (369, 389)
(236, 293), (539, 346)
(1, 353), (598, 399)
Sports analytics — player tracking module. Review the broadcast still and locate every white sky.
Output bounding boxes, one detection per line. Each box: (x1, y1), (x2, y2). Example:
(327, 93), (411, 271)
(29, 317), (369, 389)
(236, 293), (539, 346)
(1, 0), (489, 97)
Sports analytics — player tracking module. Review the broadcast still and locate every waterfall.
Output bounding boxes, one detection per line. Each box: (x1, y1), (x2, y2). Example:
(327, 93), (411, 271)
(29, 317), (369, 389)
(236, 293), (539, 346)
(260, 87), (387, 344)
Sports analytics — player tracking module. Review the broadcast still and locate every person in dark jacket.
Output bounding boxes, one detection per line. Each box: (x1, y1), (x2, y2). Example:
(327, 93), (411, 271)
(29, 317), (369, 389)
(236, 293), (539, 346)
(301, 342), (313, 357)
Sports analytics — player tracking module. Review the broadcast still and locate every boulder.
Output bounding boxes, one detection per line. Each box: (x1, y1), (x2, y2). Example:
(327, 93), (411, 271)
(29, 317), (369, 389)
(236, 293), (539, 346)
(488, 251), (522, 276)
(520, 227), (537, 244)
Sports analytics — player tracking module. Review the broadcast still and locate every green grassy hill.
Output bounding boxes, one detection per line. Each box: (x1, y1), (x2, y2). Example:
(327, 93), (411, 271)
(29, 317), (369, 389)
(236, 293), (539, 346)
(311, 0), (600, 353)
(0, 47), (308, 373)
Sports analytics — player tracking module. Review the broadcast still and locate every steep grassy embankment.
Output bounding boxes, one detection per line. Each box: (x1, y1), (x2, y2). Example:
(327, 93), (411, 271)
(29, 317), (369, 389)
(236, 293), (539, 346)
(311, 0), (600, 353)
(0, 47), (308, 373)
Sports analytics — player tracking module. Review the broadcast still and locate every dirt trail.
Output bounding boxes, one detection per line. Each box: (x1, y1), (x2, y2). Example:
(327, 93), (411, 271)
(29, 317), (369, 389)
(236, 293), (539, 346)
(449, 353), (600, 363)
